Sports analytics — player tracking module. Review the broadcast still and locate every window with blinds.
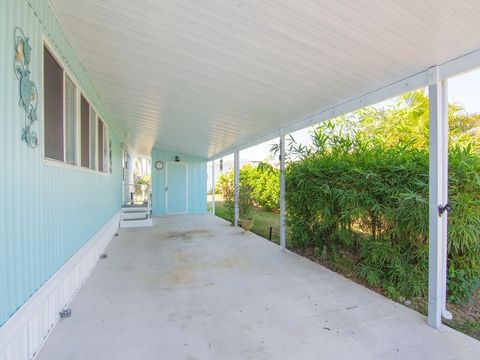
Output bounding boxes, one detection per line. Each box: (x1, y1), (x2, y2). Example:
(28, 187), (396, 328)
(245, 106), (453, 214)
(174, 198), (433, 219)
(97, 118), (109, 173)
(64, 75), (77, 165)
(103, 126), (109, 173)
(80, 95), (90, 168)
(89, 108), (97, 170)
(98, 118), (104, 172)
(43, 42), (109, 175)
(43, 46), (64, 162)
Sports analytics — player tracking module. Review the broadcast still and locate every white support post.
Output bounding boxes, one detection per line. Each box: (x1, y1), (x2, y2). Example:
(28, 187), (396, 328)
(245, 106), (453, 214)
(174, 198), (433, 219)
(279, 129), (286, 249)
(234, 150), (240, 227)
(441, 81), (453, 322)
(211, 160), (216, 215)
(127, 153), (135, 204)
(427, 66), (450, 328)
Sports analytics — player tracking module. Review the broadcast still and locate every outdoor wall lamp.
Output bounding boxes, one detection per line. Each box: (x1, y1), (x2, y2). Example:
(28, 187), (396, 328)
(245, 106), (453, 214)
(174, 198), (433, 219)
(175, 155), (180, 162)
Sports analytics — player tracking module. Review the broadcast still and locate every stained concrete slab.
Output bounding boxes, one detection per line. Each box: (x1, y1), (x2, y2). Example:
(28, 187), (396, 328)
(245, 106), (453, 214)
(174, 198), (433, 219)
(38, 215), (480, 360)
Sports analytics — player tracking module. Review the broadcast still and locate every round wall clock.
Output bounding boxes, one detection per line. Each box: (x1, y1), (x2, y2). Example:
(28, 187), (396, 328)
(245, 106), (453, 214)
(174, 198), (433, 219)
(155, 160), (164, 170)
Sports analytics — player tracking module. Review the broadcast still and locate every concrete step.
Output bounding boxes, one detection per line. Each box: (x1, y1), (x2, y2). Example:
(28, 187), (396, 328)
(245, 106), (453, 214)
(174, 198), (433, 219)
(121, 211), (149, 220)
(120, 217), (152, 228)
(121, 206), (149, 213)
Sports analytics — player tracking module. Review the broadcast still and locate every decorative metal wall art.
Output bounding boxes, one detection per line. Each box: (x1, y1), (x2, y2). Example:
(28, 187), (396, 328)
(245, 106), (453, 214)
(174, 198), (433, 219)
(14, 27), (38, 148)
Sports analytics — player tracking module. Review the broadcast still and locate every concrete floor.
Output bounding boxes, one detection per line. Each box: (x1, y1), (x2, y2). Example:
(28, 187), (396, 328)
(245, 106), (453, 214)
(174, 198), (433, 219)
(38, 215), (480, 360)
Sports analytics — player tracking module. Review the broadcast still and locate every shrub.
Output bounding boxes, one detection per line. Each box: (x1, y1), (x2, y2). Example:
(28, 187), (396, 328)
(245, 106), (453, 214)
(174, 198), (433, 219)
(217, 174), (254, 221)
(216, 164), (280, 211)
(283, 90), (480, 303)
(251, 164), (279, 211)
(286, 133), (480, 303)
(239, 185), (254, 220)
(218, 175), (235, 222)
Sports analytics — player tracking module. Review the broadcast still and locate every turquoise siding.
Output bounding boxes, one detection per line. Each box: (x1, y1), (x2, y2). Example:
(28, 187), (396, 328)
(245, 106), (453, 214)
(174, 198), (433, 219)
(152, 149), (207, 215)
(0, 0), (123, 325)
(166, 163), (188, 213)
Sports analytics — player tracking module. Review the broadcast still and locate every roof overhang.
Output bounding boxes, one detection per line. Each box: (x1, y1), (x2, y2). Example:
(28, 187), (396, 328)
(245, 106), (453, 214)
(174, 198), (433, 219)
(49, 0), (480, 159)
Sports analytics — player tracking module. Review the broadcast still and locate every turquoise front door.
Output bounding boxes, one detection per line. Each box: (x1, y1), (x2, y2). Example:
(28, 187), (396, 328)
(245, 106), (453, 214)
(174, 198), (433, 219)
(166, 162), (188, 214)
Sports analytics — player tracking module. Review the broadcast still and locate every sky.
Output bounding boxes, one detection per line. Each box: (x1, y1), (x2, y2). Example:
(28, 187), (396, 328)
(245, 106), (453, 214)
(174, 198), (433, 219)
(208, 68), (480, 186)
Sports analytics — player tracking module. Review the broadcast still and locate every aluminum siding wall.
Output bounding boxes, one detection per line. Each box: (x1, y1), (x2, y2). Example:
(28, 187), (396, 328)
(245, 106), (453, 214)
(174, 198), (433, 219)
(151, 149), (207, 215)
(0, 0), (123, 325)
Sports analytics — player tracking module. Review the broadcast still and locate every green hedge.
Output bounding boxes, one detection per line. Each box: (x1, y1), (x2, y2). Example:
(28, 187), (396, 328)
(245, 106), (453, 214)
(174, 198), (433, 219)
(286, 143), (480, 303)
(217, 164), (279, 211)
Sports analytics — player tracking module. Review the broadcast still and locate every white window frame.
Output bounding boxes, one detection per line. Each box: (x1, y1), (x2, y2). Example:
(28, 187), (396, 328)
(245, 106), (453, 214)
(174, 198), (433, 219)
(64, 73), (78, 166)
(99, 119), (110, 173)
(42, 40), (69, 165)
(96, 116), (109, 173)
(89, 105), (98, 171)
(42, 36), (110, 176)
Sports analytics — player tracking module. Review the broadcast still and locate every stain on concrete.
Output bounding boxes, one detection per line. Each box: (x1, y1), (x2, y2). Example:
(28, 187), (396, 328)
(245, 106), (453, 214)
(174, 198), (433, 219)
(215, 256), (241, 268)
(165, 265), (196, 285)
(149, 253), (244, 287)
(156, 229), (214, 241)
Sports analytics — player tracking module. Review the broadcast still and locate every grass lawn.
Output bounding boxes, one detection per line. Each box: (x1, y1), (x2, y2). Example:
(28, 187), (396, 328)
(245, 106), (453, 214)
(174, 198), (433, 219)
(209, 200), (282, 244)
(444, 290), (480, 340)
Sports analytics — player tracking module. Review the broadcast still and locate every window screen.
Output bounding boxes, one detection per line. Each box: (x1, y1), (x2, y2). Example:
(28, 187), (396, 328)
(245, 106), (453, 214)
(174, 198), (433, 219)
(80, 95), (90, 168)
(64, 75), (77, 165)
(43, 44), (108, 174)
(43, 46), (64, 161)
(103, 126), (109, 173)
(89, 108), (96, 170)
(98, 118), (104, 172)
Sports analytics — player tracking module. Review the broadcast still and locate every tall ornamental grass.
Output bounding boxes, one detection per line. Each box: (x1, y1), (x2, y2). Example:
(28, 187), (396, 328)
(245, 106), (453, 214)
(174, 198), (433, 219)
(285, 91), (480, 303)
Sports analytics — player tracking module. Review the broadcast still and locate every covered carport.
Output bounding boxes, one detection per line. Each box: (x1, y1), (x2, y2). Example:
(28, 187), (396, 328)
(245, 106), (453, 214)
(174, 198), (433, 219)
(49, 0), (480, 334)
(37, 215), (480, 359)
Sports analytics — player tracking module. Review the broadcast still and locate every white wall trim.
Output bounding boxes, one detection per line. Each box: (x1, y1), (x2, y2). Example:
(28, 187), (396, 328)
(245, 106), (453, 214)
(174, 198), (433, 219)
(0, 211), (121, 360)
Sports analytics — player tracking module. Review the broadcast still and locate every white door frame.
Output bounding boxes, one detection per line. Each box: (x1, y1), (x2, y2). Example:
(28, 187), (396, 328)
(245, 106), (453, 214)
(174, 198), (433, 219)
(165, 162), (188, 214)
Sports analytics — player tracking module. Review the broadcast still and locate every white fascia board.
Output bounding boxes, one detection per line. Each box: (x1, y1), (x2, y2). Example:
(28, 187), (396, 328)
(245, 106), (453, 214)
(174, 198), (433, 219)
(438, 48), (480, 82)
(209, 70), (429, 160)
(209, 47), (480, 161)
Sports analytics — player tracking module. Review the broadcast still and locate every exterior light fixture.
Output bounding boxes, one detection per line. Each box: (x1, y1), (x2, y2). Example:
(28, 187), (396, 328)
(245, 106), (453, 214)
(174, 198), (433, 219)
(175, 155), (180, 162)
(220, 158), (223, 171)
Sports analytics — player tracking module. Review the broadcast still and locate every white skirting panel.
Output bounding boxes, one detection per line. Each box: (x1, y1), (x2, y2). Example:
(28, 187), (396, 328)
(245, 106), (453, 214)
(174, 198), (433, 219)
(0, 212), (121, 360)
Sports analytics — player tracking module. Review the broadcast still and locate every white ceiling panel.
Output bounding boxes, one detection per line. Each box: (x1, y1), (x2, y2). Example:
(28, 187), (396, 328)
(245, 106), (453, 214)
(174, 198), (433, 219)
(49, 0), (480, 158)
